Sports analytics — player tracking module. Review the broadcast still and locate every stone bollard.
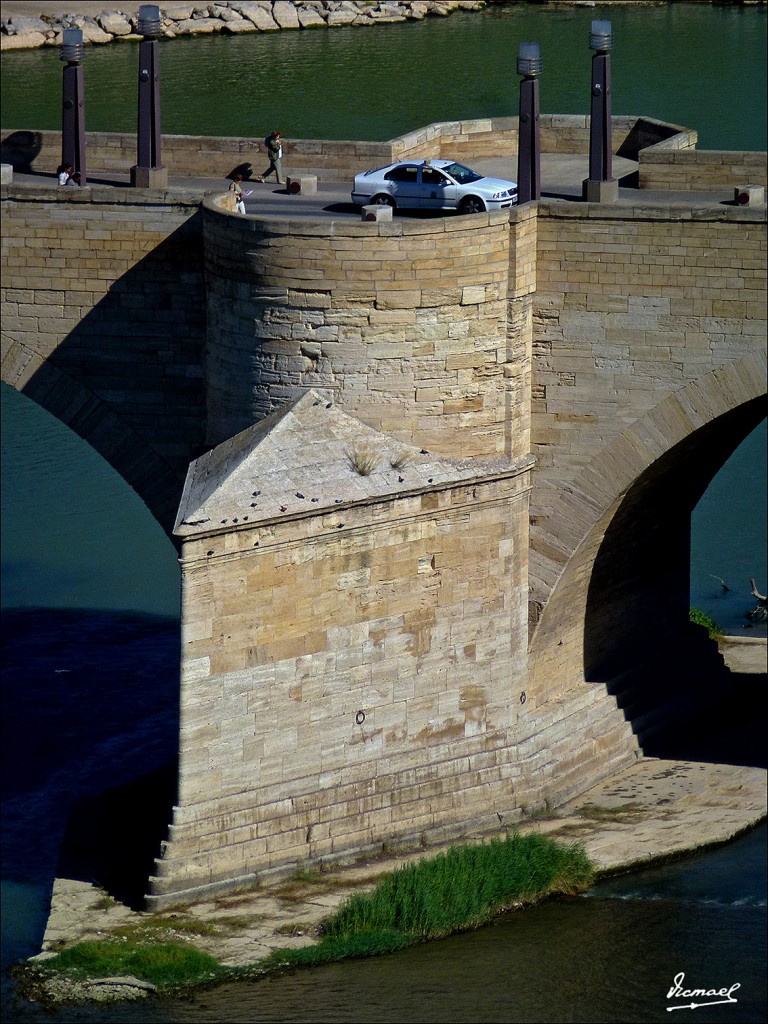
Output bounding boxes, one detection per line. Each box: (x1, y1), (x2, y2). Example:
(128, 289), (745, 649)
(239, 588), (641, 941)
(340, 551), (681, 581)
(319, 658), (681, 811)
(361, 204), (393, 222)
(582, 178), (619, 203)
(734, 184), (765, 206)
(131, 165), (169, 189)
(1, 163), (13, 185)
(286, 175), (318, 195)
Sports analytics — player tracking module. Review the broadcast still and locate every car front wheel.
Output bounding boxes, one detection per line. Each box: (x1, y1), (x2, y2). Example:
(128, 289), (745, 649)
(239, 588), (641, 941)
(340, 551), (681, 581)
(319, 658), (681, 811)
(459, 195), (485, 215)
(370, 193), (396, 208)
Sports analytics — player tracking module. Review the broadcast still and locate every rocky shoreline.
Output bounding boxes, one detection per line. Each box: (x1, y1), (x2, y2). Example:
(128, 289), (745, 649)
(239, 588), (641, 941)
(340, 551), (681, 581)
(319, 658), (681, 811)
(2, 1), (489, 50)
(4, 1), (764, 53)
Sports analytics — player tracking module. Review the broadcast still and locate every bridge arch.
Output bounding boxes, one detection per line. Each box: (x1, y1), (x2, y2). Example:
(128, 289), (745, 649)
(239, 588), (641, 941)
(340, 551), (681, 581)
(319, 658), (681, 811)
(529, 353), (767, 744)
(3, 350), (185, 535)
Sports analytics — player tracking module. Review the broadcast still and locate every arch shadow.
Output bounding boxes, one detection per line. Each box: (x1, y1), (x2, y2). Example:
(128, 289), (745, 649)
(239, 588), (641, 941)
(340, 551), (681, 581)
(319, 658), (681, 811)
(528, 355), (767, 769)
(584, 400), (767, 764)
(3, 215), (208, 536)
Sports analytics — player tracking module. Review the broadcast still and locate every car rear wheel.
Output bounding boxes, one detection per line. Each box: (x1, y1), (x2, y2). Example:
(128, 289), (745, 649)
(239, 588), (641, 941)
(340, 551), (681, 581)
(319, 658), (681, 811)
(459, 195), (485, 215)
(370, 193), (396, 208)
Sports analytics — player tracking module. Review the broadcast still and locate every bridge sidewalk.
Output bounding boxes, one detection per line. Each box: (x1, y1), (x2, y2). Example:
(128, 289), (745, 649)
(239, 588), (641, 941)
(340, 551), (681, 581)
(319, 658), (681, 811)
(5, 154), (742, 215)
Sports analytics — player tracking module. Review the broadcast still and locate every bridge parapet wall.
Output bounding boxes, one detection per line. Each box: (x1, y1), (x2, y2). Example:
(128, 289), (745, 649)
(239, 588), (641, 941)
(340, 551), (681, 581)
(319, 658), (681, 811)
(202, 194), (531, 460)
(638, 148), (768, 190)
(2, 114), (707, 184)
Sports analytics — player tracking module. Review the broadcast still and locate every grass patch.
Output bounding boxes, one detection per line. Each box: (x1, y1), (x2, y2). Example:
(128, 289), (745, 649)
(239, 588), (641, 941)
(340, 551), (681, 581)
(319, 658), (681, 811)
(273, 922), (314, 936)
(259, 930), (416, 972)
(321, 833), (592, 941)
(347, 446), (380, 476)
(690, 606), (723, 640)
(111, 916), (220, 940)
(41, 940), (221, 989)
(89, 894), (117, 912)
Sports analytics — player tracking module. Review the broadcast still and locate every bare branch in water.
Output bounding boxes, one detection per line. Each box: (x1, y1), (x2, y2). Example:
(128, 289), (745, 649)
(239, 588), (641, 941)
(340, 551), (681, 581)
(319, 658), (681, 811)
(708, 574), (730, 593)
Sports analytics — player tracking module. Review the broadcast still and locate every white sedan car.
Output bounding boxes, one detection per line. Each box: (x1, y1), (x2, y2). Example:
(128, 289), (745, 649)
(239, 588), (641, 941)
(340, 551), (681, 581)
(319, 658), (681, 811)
(351, 159), (518, 214)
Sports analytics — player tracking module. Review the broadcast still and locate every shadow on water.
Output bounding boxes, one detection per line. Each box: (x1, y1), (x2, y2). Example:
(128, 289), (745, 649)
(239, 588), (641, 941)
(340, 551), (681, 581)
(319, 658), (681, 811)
(1, 608), (180, 909)
(56, 763), (178, 910)
(642, 669), (767, 769)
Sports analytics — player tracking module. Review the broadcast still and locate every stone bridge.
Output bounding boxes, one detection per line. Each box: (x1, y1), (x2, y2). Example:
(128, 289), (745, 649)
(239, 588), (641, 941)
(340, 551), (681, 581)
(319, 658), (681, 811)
(2, 119), (766, 904)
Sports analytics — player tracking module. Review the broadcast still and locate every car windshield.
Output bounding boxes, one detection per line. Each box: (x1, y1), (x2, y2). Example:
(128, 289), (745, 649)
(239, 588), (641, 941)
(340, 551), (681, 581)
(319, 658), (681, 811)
(441, 163), (483, 184)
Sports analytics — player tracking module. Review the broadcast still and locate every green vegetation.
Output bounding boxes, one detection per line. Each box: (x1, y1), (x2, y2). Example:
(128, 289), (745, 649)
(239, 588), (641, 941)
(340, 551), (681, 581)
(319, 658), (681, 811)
(256, 833), (592, 974)
(324, 833), (592, 939)
(689, 606), (723, 640)
(42, 940), (221, 989)
(29, 833), (593, 996)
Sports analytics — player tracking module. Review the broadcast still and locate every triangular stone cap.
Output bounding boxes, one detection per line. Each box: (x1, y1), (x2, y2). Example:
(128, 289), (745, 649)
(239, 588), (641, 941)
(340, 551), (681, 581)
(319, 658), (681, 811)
(175, 390), (519, 537)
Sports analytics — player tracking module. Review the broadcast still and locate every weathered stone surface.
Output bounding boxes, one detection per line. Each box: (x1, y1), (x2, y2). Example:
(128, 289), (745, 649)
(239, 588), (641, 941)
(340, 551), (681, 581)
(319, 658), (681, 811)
(297, 7), (327, 28)
(239, 4), (280, 30)
(0, 31), (47, 49)
(3, 15), (48, 34)
(97, 13), (133, 35)
(74, 19), (114, 44)
(221, 15), (256, 33)
(172, 18), (222, 34)
(327, 10), (358, 27)
(272, 1), (300, 29)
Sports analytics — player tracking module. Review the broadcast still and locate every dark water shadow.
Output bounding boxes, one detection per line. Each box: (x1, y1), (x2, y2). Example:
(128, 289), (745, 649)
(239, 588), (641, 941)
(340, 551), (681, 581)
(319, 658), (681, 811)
(56, 762), (178, 910)
(1, 608), (180, 904)
(643, 670), (767, 768)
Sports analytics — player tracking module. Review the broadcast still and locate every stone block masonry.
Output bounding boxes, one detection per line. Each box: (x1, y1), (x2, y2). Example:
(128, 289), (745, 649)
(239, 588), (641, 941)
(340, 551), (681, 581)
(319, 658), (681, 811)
(202, 196), (521, 460)
(149, 394), (540, 897)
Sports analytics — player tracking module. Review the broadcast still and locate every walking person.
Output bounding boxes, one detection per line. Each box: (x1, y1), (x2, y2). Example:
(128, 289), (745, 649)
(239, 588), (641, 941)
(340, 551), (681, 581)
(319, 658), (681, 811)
(256, 130), (283, 184)
(229, 173), (247, 214)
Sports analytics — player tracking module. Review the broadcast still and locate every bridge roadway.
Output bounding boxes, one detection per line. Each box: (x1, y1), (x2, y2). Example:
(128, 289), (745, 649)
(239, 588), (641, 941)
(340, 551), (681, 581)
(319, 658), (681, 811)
(10, 152), (741, 214)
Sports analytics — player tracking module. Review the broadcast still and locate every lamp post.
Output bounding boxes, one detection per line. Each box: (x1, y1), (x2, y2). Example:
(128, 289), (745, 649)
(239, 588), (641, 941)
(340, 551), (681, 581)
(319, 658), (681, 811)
(131, 5), (167, 188)
(60, 28), (86, 186)
(582, 20), (618, 203)
(517, 42), (542, 205)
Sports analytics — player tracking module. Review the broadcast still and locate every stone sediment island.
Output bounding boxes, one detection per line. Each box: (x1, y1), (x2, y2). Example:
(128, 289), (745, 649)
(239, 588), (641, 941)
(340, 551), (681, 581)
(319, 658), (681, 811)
(0, 1), (488, 51)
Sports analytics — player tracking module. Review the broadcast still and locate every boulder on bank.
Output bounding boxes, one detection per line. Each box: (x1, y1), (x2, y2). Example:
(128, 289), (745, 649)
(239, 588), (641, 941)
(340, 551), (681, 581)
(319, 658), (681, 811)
(1, 31), (47, 50)
(3, 15), (49, 35)
(239, 4), (281, 31)
(98, 13), (133, 36)
(273, 1), (301, 29)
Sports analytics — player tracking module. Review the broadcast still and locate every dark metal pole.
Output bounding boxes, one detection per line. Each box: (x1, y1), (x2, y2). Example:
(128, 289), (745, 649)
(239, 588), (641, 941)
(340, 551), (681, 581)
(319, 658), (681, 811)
(588, 50), (612, 181)
(132, 5), (166, 187)
(583, 20), (617, 202)
(60, 29), (86, 186)
(137, 35), (161, 168)
(516, 42), (542, 205)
